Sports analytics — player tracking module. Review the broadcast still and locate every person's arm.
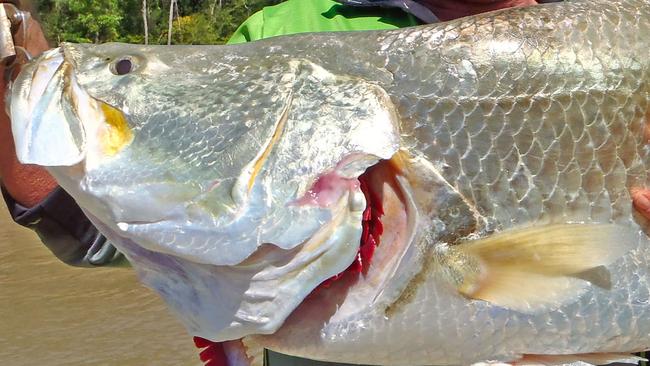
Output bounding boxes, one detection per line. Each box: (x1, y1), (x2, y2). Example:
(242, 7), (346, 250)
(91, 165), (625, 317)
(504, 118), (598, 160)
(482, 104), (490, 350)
(0, 6), (125, 266)
(0, 12), (57, 207)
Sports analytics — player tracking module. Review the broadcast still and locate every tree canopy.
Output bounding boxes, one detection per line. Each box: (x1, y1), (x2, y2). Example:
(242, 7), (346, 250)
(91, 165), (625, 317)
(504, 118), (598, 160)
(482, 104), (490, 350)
(34, 0), (282, 45)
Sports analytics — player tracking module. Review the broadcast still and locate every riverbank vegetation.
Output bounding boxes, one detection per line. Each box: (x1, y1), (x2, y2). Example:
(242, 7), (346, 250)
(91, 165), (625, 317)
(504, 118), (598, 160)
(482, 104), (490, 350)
(33, 0), (281, 45)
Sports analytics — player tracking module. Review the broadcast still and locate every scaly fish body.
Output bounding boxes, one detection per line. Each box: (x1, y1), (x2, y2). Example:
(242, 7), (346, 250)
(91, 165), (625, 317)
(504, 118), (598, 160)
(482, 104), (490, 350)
(8, 0), (650, 364)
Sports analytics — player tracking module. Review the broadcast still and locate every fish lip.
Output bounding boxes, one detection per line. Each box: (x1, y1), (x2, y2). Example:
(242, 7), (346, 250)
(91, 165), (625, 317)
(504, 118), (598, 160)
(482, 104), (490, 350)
(9, 47), (72, 165)
(17, 43), (135, 171)
(10, 45), (111, 168)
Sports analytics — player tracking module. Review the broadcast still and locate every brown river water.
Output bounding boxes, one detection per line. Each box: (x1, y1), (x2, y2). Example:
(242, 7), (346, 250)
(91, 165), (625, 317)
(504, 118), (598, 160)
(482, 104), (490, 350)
(0, 201), (352, 366)
(0, 201), (199, 365)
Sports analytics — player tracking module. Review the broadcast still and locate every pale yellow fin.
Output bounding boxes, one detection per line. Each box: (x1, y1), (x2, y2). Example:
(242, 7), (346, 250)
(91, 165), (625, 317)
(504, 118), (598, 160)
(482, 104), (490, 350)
(451, 223), (635, 312)
(465, 269), (589, 312)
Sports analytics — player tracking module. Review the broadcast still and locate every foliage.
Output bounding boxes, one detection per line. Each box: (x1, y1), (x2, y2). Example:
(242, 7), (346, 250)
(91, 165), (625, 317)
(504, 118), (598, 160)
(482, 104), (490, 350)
(164, 13), (220, 44)
(37, 0), (122, 43)
(33, 0), (282, 45)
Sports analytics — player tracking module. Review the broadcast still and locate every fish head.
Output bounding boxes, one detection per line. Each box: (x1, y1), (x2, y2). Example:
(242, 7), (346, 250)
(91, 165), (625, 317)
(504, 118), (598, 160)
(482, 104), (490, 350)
(9, 42), (404, 340)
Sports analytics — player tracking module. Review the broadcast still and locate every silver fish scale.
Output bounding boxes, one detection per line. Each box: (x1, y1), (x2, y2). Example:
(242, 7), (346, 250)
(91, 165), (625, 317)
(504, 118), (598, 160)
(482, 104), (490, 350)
(256, 0), (650, 364)
(384, 1), (650, 229)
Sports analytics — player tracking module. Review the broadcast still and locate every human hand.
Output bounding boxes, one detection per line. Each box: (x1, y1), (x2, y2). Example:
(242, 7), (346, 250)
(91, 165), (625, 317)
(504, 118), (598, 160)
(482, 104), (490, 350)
(0, 11), (57, 207)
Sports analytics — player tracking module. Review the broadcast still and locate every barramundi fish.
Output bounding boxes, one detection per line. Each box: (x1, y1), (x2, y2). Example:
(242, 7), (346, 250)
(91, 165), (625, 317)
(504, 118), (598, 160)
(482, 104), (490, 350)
(8, 0), (650, 364)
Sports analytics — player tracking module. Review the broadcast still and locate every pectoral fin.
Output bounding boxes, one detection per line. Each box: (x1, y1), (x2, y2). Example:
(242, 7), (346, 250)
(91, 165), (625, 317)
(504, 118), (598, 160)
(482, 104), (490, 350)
(440, 224), (636, 312)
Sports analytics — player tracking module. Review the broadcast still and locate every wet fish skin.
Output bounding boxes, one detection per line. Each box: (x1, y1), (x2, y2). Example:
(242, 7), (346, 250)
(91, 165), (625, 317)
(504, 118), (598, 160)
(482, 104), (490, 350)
(254, 1), (650, 364)
(8, 0), (650, 365)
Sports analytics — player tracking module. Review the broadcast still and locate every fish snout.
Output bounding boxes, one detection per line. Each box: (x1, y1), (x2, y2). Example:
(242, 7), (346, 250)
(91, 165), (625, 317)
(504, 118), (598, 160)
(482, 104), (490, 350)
(10, 44), (134, 171)
(9, 47), (88, 166)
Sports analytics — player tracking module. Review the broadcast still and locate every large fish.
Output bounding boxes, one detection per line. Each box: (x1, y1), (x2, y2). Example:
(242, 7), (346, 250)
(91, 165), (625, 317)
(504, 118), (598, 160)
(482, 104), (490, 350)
(8, 0), (650, 364)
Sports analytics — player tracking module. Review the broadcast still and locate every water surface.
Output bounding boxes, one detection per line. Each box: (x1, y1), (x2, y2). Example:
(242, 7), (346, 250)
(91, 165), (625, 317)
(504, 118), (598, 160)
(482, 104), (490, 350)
(0, 201), (199, 365)
(0, 200), (364, 366)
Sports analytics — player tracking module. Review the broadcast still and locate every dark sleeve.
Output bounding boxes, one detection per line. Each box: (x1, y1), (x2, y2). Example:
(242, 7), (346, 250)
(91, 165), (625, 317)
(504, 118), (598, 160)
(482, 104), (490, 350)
(2, 185), (126, 267)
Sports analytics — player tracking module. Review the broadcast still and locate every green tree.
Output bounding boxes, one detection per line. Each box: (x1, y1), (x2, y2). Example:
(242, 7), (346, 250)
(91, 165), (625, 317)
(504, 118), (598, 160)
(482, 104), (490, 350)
(38, 0), (123, 43)
(34, 0), (281, 45)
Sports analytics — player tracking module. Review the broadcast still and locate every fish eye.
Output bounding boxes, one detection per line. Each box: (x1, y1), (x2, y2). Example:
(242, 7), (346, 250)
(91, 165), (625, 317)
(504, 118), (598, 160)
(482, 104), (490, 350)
(111, 57), (134, 75)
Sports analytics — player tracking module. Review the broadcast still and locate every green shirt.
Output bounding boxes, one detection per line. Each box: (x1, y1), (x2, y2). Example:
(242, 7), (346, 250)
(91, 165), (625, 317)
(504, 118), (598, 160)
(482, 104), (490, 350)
(227, 0), (420, 44)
